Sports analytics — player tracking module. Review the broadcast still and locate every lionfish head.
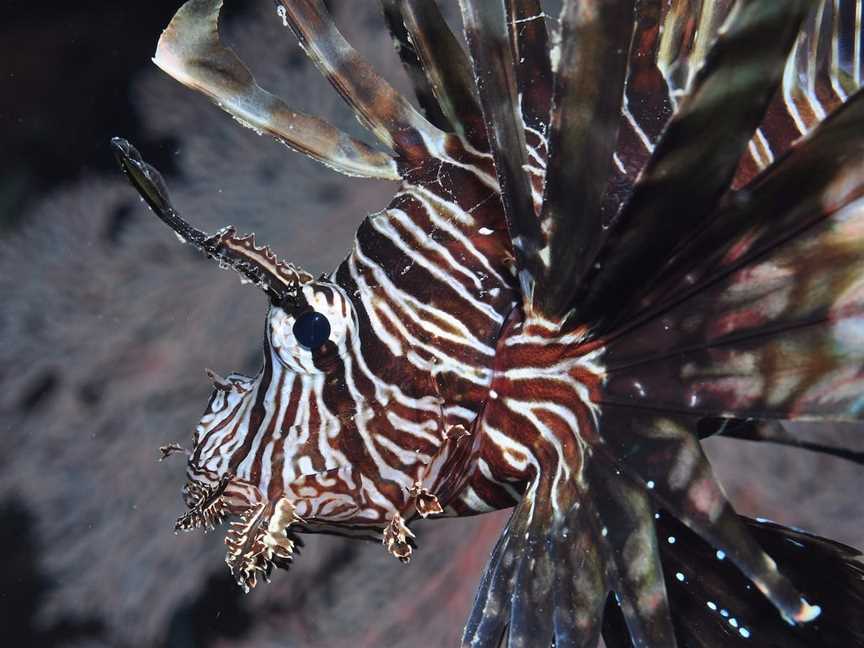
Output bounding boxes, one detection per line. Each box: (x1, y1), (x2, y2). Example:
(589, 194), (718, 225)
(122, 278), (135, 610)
(186, 278), (362, 503)
(112, 137), (431, 589)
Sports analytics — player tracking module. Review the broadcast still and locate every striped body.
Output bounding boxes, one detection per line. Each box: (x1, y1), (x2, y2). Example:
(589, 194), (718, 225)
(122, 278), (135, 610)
(189, 136), (525, 527)
(455, 317), (605, 515)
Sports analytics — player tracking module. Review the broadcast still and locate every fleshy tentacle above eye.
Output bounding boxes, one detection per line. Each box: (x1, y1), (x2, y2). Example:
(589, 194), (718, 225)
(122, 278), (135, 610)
(111, 137), (312, 310)
(153, 0), (401, 181)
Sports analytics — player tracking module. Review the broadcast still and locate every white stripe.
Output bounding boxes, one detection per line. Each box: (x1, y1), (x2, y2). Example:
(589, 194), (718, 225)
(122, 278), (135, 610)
(387, 208), (484, 290)
(831, 0), (850, 100)
(341, 351), (413, 488)
(368, 213), (504, 322)
(622, 102), (655, 152)
(460, 485), (494, 512)
(353, 239), (500, 351)
(385, 410), (442, 446)
(783, 38), (810, 135)
(400, 185), (509, 286)
(483, 424), (536, 473)
(477, 458), (522, 501)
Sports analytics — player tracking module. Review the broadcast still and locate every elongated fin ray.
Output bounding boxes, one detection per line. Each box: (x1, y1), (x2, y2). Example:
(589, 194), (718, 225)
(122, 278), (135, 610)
(599, 411), (821, 626)
(639, 89), (864, 319)
(574, 1), (810, 330)
(736, 0), (864, 186)
(600, 0), (736, 227)
(602, 112), (864, 421)
(598, 1), (672, 225)
(551, 504), (608, 648)
(505, 0), (552, 136)
(602, 514), (864, 647)
(699, 418), (864, 466)
(275, 0), (445, 159)
(458, 0), (545, 303)
(462, 500), (523, 647)
(153, 0), (399, 181)
(506, 490), (556, 648)
(537, 0), (634, 317)
(379, 0), (453, 132)
(656, 0), (736, 104)
(462, 479), (608, 648)
(659, 515), (864, 647)
(390, 0), (487, 148)
(589, 462), (678, 647)
(548, 505), (607, 648)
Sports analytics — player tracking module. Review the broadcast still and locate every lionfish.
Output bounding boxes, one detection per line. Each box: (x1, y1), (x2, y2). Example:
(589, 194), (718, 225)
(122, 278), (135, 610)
(112, 0), (864, 645)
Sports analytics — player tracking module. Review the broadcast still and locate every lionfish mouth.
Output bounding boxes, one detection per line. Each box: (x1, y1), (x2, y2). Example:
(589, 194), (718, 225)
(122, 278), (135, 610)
(223, 499), (304, 592)
(176, 472), (306, 591)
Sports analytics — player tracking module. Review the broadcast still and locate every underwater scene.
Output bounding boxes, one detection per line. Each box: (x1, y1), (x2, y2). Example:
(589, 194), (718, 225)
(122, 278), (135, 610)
(2, 1), (864, 646)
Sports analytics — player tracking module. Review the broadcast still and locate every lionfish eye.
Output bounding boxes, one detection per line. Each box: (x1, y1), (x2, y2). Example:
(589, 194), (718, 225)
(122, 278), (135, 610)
(293, 311), (331, 349)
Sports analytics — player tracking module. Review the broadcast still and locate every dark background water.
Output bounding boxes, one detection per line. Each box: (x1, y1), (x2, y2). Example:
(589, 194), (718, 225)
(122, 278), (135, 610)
(2, 0), (183, 226)
(1, 2), (862, 647)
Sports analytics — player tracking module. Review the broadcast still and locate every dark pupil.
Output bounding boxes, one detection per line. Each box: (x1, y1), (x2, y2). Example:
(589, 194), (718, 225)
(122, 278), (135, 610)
(293, 311), (331, 349)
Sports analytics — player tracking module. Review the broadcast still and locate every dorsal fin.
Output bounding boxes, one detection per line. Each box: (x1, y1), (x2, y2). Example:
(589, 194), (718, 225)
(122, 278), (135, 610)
(154, 0), (399, 180)
(382, 0), (486, 148)
(535, 1), (635, 317)
(276, 0), (446, 160)
(459, 0), (545, 305)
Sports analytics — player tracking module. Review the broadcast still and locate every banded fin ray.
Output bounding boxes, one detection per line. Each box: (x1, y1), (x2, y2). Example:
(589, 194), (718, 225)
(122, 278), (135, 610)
(735, 0), (864, 186)
(153, 0), (400, 180)
(379, 0), (454, 133)
(571, 0), (811, 331)
(596, 0), (737, 227)
(458, 0), (545, 302)
(505, 0), (553, 138)
(275, 0), (447, 160)
(602, 91), (864, 422)
(656, 0), (737, 105)
(382, 0), (487, 148)
(537, 0), (634, 317)
(637, 89), (864, 321)
(596, 1), (672, 225)
(620, 1), (864, 218)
